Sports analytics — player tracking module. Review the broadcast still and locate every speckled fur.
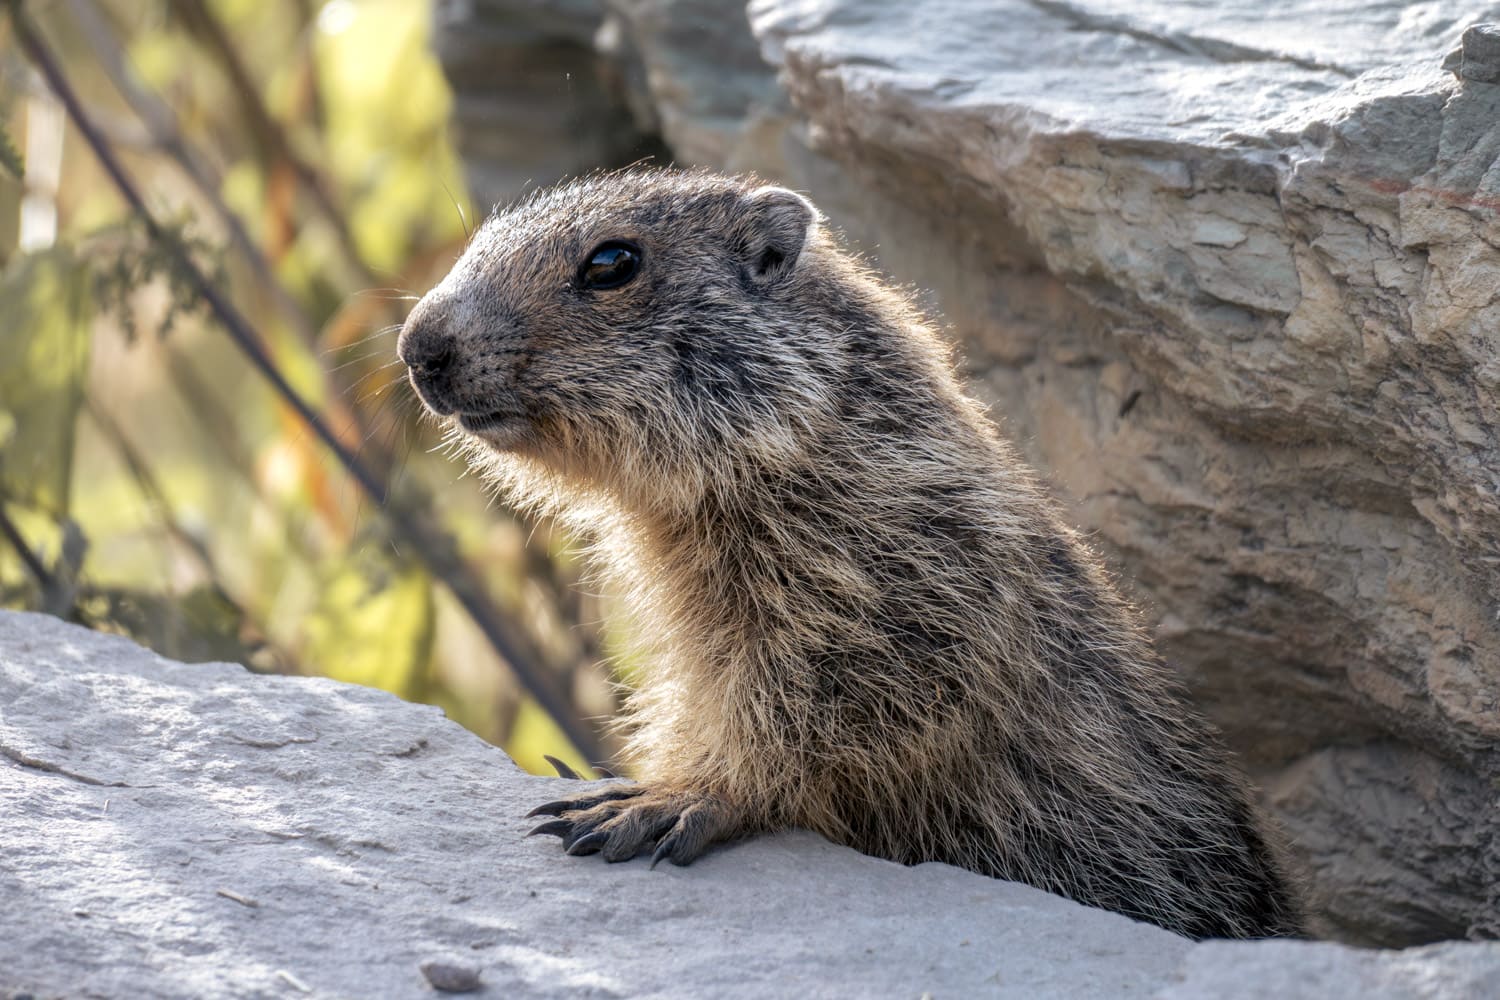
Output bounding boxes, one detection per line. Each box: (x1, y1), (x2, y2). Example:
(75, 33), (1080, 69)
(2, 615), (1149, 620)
(399, 169), (1302, 939)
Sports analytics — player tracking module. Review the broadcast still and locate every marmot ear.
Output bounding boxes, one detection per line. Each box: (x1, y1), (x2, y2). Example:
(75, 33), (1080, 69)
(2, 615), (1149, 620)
(740, 186), (818, 286)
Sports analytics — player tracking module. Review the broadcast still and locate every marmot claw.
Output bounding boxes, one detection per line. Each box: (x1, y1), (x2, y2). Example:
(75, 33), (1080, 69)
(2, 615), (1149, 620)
(523, 785), (738, 868)
(526, 783), (643, 819)
(542, 754), (581, 780)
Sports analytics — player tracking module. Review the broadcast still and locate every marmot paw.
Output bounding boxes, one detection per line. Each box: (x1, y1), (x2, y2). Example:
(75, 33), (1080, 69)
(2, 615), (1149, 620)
(525, 785), (736, 868)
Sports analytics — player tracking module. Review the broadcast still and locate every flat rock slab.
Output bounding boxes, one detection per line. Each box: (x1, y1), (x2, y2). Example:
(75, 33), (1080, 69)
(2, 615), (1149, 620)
(1, 610), (1494, 998)
(750, 0), (1485, 144)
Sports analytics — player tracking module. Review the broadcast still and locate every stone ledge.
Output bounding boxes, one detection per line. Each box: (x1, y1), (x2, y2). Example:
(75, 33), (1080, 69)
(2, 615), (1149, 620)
(2, 610), (1495, 998)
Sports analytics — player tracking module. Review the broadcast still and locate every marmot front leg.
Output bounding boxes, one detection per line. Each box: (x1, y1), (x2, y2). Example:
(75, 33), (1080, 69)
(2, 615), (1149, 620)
(526, 783), (745, 868)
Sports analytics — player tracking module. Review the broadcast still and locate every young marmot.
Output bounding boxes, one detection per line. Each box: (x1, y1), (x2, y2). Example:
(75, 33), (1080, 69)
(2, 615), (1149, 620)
(399, 169), (1301, 939)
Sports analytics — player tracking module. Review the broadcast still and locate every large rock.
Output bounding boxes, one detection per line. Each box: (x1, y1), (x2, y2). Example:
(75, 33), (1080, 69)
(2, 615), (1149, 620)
(748, 0), (1500, 947)
(433, 0), (1500, 947)
(4, 610), (1498, 997)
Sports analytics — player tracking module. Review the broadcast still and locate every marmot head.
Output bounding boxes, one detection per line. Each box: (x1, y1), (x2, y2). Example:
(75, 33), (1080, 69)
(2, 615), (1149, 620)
(398, 170), (859, 498)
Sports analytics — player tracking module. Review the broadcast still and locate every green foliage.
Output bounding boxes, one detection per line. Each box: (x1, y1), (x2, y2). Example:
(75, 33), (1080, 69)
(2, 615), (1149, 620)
(311, 0), (469, 272)
(0, 511), (87, 620)
(77, 583), (258, 666)
(0, 246), (91, 515)
(508, 698), (595, 779)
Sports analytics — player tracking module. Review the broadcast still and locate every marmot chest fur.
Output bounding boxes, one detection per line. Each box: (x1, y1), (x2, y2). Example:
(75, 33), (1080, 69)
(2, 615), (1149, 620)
(399, 168), (1301, 939)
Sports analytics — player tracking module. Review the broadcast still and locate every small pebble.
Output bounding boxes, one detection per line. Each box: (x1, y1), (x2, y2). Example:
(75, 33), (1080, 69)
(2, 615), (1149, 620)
(420, 959), (483, 993)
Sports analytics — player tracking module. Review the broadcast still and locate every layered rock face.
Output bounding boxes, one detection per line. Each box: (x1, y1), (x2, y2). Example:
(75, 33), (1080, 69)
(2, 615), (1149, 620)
(431, 0), (1500, 947)
(7, 610), (1500, 997)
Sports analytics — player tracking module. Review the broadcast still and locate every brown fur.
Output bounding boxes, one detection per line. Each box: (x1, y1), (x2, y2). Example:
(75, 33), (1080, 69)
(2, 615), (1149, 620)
(399, 168), (1303, 939)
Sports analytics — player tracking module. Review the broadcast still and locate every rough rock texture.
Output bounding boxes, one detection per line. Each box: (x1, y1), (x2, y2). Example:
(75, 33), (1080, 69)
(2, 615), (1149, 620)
(431, 0), (1500, 947)
(5, 611), (1500, 998)
(431, 0), (666, 198)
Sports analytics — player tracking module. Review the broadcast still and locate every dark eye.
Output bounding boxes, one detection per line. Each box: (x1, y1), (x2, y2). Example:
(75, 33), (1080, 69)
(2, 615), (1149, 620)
(578, 240), (642, 290)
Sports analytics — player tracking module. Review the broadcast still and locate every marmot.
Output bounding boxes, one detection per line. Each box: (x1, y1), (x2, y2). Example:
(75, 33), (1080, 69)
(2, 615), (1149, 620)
(398, 169), (1302, 939)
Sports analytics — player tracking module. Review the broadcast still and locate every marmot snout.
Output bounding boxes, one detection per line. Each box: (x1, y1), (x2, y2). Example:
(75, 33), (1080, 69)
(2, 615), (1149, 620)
(400, 168), (1303, 940)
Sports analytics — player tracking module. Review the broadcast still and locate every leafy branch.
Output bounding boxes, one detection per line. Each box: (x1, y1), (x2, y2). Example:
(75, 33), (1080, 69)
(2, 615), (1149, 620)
(89, 216), (226, 341)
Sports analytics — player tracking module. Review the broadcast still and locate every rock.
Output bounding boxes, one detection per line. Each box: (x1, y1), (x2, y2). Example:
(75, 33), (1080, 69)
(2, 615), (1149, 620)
(4, 610), (1498, 997)
(430, 0), (665, 205)
(744, 0), (1500, 947)
(1159, 938), (1500, 1000)
(432, 0), (1500, 947)
(1455, 23), (1500, 82)
(597, 0), (790, 172)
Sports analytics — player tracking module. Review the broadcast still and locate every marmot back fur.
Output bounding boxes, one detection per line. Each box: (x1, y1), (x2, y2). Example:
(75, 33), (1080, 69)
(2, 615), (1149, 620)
(399, 168), (1302, 939)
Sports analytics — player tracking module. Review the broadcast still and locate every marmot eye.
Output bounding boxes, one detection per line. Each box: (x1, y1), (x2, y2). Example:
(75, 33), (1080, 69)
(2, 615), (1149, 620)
(578, 241), (642, 290)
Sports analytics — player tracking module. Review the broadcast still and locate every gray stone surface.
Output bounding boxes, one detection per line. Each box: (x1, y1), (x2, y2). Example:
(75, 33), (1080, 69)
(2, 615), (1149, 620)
(4, 610), (1499, 998)
(1160, 939), (1500, 999)
(1453, 23), (1500, 82)
(433, 0), (1500, 947)
(598, 0), (793, 173)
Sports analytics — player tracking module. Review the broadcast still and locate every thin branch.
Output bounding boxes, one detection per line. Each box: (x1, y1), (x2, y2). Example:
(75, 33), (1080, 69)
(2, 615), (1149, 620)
(10, 2), (606, 765)
(167, 0), (372, 286)
(83, 395), (223, 578)
(83, 395), (298, 673)
(0, 499), (87, 624)
(164, 345), (324, 580)
(290, 0), (328, 135)
(86, 395), (216, 570)
(0, 500), (52, 590)
(163, 348), (261, 488)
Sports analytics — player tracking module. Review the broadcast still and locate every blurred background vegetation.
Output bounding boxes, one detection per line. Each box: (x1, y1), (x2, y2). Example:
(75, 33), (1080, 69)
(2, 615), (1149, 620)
(0, 0), (622, 774)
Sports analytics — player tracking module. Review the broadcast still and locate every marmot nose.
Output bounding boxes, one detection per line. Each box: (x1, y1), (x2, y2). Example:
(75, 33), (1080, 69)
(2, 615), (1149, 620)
(400, 329), (455, 378)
